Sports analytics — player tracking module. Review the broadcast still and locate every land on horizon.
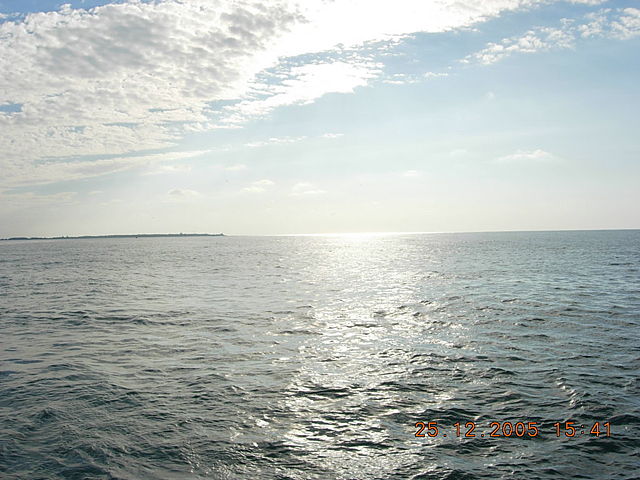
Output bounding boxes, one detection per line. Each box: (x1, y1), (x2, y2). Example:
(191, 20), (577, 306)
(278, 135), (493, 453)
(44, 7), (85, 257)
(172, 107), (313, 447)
(1, 233), (225, 241)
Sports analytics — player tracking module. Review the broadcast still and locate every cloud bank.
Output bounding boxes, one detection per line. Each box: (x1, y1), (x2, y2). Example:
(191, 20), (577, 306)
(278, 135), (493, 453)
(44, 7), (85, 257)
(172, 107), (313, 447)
(0, 0), (635, 186)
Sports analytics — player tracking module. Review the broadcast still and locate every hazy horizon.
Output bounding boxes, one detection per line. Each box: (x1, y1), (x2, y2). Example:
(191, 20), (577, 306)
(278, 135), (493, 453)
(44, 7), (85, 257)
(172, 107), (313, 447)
(3, 227), (640, 240)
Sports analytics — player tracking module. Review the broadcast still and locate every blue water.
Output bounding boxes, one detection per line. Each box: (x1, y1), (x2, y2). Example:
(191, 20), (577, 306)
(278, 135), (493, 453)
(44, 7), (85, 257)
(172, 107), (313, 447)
(1, 230), (639, 479)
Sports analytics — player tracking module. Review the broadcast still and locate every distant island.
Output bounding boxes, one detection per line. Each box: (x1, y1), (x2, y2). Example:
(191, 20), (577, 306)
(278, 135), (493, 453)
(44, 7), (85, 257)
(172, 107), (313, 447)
(1, 233), (224, 241)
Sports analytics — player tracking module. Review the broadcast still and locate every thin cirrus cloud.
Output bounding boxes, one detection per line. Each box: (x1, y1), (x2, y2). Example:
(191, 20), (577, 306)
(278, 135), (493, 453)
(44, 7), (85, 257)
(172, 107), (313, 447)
(0, 150), (210, 188)
(167, 188), (200, 197)
(225, 164), (248, 171)
(242, 179), (276, 193)
(144, 164), (193, 175)
(0, 191), (77, 209)
(290, 182), (326, 196)
(244, 132), (344, 148)
(245, 136), (307, 148)
(0, 0), (582, 188)
(494, 149), (557, 163)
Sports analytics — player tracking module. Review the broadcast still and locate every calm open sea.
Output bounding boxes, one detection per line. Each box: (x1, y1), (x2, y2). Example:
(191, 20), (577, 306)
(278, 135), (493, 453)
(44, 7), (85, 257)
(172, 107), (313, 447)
(1, 230), (639, 479)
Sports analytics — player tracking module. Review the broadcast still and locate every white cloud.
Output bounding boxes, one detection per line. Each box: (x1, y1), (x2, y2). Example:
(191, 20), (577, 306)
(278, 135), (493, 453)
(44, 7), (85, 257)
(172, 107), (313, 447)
(273, 0), (545, 57)
(0, 123), (175, 167)
(402, 170), (422, 177)
(424, 72), (449, 78)
(245, 136), (307, 148)
(567, 0), (608, 5)
(449, 148), (469, 156)
(254, 179), (275, 186)
(0, 0), (302, 183)
(382, 73), (421, 85)
(167, 188), (200, 197)
(495, 149), (556, 163)
(466, 26), (575, 65)
(225, 164), (248, 171)
(242, 179), (275, 193)
(383, 71), (451, 85)
(225, 60), (380, 124)
(578, 10), (609, 38)
(321, 133), (344, 139)
(467, 8), (640, 65)
(611, 8), (640, 40)
(144, 164), (192, 175)
(0, 150), (209, 188)
(290, 182), (326, 196)
(1, 0), (633, 187)
(0, 191), (77, 207)
(98, 198), (124, 206)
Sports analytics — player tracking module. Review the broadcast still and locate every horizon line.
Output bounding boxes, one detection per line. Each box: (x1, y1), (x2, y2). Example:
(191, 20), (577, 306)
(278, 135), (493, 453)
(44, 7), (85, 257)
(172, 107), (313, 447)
(257, 227), (640, 237)
(2, 227), (639, 241)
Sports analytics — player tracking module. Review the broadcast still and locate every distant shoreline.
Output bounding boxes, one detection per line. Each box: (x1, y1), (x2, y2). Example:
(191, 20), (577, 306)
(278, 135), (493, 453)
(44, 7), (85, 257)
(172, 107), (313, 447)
(0, 233), (224, 241)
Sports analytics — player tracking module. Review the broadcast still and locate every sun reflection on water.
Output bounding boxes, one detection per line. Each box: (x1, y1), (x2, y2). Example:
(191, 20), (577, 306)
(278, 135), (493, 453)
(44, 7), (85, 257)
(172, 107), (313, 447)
(266, 234), (475, 476)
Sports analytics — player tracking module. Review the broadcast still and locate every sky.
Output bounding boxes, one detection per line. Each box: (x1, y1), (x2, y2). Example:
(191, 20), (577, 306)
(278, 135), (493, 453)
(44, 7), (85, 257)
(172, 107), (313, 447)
(0, 0), (638, 236)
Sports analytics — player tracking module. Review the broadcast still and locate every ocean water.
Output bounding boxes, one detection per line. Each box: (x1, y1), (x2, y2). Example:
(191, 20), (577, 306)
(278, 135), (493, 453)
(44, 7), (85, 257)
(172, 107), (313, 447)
(1, 230), (639, 479)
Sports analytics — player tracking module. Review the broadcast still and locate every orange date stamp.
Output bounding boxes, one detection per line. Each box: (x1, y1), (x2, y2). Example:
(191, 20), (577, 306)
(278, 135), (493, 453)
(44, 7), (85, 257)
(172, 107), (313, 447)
(414, 421), (611, 438)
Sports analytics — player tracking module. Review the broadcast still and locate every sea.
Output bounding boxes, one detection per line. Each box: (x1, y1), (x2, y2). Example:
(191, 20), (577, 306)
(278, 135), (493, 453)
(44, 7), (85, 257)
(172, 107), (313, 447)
(1, 230), (639, 479)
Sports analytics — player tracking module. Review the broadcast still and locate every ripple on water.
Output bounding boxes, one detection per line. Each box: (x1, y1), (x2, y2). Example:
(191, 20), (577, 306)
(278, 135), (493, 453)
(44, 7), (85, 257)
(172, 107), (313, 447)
(1, 231), (639, 479)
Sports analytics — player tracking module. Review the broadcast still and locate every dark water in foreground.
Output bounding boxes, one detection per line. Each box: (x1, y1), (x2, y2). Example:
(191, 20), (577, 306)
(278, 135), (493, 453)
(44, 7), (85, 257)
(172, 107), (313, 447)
(1, 230), (639, 479)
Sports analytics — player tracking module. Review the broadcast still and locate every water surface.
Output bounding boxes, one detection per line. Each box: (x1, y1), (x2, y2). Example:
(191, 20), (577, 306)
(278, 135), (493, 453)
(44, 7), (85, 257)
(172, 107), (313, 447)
(1, 231), (639, 479)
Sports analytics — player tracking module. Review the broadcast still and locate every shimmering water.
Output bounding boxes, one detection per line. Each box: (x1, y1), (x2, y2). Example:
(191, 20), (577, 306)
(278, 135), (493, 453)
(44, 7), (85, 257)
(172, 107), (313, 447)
(1, 230), (639, 479)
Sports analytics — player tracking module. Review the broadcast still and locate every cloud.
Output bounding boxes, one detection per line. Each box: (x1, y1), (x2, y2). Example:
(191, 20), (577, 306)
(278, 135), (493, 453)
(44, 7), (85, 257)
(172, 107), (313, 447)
(1, 150), (209, 188)
(610, 8), (640, 40)
(424, 72), (449, 78)
(2, 0), (634, 187)
(0, 191), (77, 207)
(495, 149), (557, 163)
(383, 73), (420, 85)
(0, 123), (175, 167)
(402, 170), (422, 177)
(466, 8), (640, 65)
(567, 0), (608, 5)
(273, 0), (546, 57)
(225, 164), (248, 171)
(253, 179), (275, 186)
(384, 71), (450, 85)
(0, 0), (303, 183)
(245, 136), (306, 148)
(224, 60), (381, 125)
(466, 26), (575, 65)
(449, 148), (469, 157)
(167, 188), (200, 197)
(243, 131), (348, 147)
(144, 164), (192, 175)
(242, 179), (275, 193)
(290, 182), (326, 196)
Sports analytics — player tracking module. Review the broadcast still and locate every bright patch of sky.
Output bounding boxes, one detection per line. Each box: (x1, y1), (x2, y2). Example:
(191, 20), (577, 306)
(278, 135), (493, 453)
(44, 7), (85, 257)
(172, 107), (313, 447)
(0, 0), (638, 235)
